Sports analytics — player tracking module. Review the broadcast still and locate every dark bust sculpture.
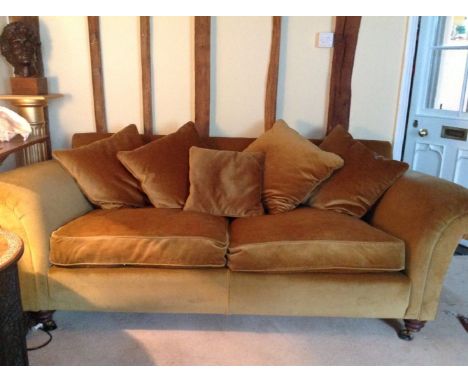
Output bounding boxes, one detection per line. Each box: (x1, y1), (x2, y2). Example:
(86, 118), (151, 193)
(0, 21), (40, 77)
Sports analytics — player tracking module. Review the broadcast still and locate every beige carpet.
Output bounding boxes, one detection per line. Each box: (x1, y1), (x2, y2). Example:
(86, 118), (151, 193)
(28, 257), (468, 366)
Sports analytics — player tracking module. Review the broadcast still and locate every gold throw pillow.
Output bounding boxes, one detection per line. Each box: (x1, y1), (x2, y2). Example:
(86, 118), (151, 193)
(244, 120), (344, 214)
(184, 147), (265, 217)
(308, 125), (409, 217)
(53, 124), (146, 209)
(118, 122), (202, 208)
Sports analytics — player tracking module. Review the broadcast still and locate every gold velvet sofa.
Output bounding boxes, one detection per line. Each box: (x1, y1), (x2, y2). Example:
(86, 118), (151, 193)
(1, 134), (468, 341)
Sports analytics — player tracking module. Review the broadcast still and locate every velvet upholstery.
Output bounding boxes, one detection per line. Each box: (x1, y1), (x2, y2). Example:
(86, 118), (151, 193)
(228, 207), (405, 272)
(244, 120), (343, 214)
(53, 125), (146, 209)
(117, 122), (202, 208)
(308, 126), (409, 217)
(369, 171), (468, 320)
(50, 208), (229, 268)
(46, 266), (410, 318)
(0, 160), (93, 310)
(2, 132), (468, 324)
(72, 133), (393, 159)
(228, 272), (411, 317)
(48, 267), (230, 314)
(184, 147), (265, 217)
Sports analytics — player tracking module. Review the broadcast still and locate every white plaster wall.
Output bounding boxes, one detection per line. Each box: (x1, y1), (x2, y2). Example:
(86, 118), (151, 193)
(350, 16), (408, 142)
(0, 16), (16, 171)
(39, 16), (95, 149)
(277, 16), (334, 138)
(153, 16), (193, 135)
(100, 16), (143, 133)
(0, 17), (10, 104)
(212, 16), (271, 137)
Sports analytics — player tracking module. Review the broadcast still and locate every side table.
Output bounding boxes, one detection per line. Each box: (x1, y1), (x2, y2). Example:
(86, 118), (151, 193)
(0, 229), (28, 366)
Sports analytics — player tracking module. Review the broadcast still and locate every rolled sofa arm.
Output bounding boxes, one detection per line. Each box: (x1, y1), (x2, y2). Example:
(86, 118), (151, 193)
(369, 170), (468, 321)
(0, 160), (92, 310)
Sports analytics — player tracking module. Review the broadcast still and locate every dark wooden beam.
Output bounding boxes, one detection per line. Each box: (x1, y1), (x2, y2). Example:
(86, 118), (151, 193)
(265, 16), (282, 131)
(194, 16), (211, 138)
(327, 16), (361, 133)
(140, 16), (153, 138)
(87, 16), (107, 133)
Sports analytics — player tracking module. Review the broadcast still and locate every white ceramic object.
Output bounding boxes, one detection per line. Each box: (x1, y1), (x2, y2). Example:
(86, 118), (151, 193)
(0, 106), (32, 142)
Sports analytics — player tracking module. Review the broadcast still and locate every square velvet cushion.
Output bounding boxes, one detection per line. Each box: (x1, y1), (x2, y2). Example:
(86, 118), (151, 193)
(244, 119), (344, 214)
(117, 122), (202, 208)
(307, 125), (409, 217)
(53, 124), (146, 209)
(184, 147), (265, 217)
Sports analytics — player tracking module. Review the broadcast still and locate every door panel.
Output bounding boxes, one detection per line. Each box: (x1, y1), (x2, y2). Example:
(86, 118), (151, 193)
(403, 16), (468, 248)
(454, 149), (468, 187)
(412, 142), (444, 177)
(404, 114), (468, 180)
(404, 16), (468, 179)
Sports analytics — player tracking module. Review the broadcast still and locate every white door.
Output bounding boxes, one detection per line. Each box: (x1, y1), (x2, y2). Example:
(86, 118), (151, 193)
(403, 16), (468, 246)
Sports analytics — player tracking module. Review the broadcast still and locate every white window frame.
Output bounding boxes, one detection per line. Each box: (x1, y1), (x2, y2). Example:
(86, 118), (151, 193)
(414, 16), (468, 121)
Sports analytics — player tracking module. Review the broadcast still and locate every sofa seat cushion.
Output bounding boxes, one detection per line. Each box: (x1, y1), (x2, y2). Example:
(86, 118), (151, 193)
(50, 208), (229, 268)
(228, 207), (405, 273)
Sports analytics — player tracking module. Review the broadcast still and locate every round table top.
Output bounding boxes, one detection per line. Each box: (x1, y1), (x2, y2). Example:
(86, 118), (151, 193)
(0, 229), (23, 271)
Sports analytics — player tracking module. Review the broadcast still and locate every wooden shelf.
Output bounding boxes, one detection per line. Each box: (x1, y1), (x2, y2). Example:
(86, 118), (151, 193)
(0, 94), (63, 108)
(0, 135), (49, 164)
(0, 94), (62, 101)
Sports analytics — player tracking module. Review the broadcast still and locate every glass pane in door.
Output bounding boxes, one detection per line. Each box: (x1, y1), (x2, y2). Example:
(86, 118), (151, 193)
(426, 49), (467, 111)
(434, 16), (468, 46)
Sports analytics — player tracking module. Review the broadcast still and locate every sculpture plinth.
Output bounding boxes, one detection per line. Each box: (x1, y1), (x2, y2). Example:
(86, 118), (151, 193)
(10, 77), (48, 95)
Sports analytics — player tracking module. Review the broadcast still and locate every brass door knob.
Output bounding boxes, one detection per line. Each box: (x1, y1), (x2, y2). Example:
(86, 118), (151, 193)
(418, 128), (429, 137)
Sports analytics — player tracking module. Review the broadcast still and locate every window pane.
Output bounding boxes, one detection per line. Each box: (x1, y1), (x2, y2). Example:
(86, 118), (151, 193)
(426, 49), (467, 111)
(434, 16), (468, 46)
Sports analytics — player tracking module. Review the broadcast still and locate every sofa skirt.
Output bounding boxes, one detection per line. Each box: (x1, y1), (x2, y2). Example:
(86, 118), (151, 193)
(47, 267), (411, 318)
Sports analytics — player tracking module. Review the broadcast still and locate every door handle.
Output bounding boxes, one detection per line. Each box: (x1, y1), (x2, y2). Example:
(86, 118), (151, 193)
(418, 128), (428, 137)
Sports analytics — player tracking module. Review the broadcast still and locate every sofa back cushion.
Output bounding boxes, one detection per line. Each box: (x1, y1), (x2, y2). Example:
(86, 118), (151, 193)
(307, 126), (409, 217)
(53, 125), (147, 209)
(244, 120), (344, 214)
(184, 147), (265, 217)
(117, 122), (202, 208)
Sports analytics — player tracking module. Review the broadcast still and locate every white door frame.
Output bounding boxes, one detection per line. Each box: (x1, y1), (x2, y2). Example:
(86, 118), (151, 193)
(393, 16), (420, 160)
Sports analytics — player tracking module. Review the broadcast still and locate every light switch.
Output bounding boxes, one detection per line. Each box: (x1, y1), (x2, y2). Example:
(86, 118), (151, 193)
(317, 32), (334, 48)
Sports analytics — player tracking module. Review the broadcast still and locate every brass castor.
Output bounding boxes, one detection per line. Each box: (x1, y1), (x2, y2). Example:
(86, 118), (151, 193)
(26, 310), (57, 331)
(398, 319), (426, 341)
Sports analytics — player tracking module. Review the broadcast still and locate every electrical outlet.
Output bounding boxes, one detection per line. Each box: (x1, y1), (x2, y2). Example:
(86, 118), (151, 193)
(317, 32), (334, 48)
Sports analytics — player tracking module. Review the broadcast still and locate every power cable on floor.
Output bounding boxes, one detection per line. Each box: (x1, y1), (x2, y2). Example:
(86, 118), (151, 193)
(27, 323), (53, 351)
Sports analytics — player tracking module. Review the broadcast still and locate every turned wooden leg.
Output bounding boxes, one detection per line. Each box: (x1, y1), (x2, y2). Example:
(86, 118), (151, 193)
(26, 310), (57, 331)
(398, 319), (426, 341)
